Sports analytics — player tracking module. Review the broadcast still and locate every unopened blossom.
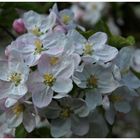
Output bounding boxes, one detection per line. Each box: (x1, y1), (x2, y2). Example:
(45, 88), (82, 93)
(68, 30), (118, 65)
(0, 50), (29, 107)
(12, 18), (26, 34)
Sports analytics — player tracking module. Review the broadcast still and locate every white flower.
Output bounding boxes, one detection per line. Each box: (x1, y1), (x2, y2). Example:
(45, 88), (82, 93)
(0, 50), (29, 107)
(6, 32), (66, 66)
(73, 63), (120, 94)
(28, 54), (75, 108)
(22, 10), (56, 36)
(68, 30), (118, 65)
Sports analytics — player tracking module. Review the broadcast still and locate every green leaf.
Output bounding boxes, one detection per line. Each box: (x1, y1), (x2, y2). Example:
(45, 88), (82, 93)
(15, 124), (27, 138)
(108, 35), (135, 49)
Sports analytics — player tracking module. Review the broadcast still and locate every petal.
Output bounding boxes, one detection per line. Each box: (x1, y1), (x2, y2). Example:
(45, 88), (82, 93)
(0, 80), (12, 100)
(114, 101), (131, 113)
(105, 103), (115, 125)
(55, 57), (75, 79)
(42, 32), (66, 56)
(88, 32), (107, 50)
(32, 87), (53, 108)
(114, 47), (134, 71)
(23, 10), (41, 30)
(0, 59), (9, 81)
(122, 71), (140, 89)
(85, 90), (102, 111)
(5, 98), (17, 108)
(51, 118), (71, 138)
(52, 78), (73, 94)
(94, 44), (118, 63)
(71, 115), (89, 136)
(23, 110), (35, 132)
(45, 101), (61, 119)
(6, 110), (23, 128)
(40, 11), (56, 33)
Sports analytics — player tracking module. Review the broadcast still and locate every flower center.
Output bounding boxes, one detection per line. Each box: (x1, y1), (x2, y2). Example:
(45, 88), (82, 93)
(10, 72), (22, 86)
(62, 15), (71, 24)
(87, 75), (98, 88)
(84, 44), (93, 55)
(60, 107), (72, 118)
(110, 95), (123, 102)
(31, 26), (42, 36)
(92, 5), (97, 10)
(34, 39), (43, 54)
(43, 73), (56, 87)
(50, 57), (59, 65)
(12, 103), (24, 116)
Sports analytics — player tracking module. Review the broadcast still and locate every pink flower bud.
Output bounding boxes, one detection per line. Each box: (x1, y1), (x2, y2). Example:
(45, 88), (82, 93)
(12, 18), (26, 34)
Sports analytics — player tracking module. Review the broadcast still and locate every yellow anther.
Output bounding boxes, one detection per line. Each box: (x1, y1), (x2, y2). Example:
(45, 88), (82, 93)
(88, 75), (98, 88)
(12, 103), (24, 116)
(31, 27), (42, 36)
(84, 44), (93, 55)
(43, 73), (56, 86)
(62, 15), (71, 24)
(50, 57), (59, 65)
(10, 73), (22, 86)
(34, 39), (43, 54)
(60, 107), (71, 118)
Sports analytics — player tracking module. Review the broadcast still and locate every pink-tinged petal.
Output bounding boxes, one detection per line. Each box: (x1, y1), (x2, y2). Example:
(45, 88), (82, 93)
(38, 55), (52, 75)
(28, 71), (44, 92)
(23, 110), (35, 132)
(32, 87), (53, 108)
(52, 78), (73, 94)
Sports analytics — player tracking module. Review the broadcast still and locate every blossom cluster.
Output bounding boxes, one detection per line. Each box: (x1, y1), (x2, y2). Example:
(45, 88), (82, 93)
(0, 4), (140, 138)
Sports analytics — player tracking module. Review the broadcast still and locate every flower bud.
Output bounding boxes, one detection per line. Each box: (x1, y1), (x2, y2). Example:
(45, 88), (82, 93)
(12, 18), (26, 34)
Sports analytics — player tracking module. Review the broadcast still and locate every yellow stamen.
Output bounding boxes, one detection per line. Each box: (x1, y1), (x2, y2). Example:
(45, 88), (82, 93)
(62, 15), (71, 24)
(50, 57), (59, 65)
(43, 73), (56, 86)
(84, 44), (93, 55)
(88, 75), (98, 88)
(60, 107), (71, 118)
(34, 39), (43, 54)
(12, 103), (24, 116)
(10, 73), (22, 86)
(31, 27), (42, 36)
